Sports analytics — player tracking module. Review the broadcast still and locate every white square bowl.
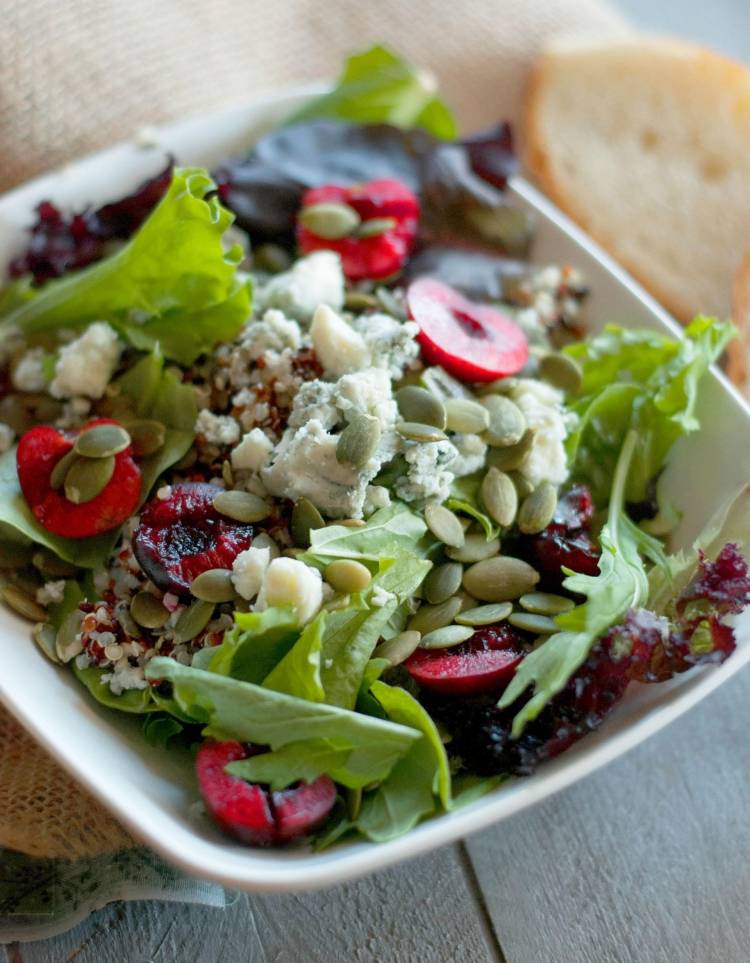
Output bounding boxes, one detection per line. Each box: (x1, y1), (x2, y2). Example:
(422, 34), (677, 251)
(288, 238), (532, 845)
(1, 87), (750, 892)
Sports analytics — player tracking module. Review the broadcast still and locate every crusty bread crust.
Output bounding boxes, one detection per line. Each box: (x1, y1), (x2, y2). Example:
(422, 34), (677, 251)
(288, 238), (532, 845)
(727, 248), (750, 389)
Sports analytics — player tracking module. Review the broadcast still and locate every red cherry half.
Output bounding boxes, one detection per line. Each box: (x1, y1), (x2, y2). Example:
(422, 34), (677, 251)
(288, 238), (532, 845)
(407, 277), (528, 382)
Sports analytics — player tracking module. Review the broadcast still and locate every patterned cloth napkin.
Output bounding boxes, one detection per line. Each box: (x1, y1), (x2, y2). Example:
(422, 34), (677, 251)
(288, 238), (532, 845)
(0, 0), (628, 939)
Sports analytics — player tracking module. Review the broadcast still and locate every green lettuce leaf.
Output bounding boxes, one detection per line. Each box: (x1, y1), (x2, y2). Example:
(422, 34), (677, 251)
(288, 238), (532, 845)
(305, 503), (428, 562)
(194, 606), (299, 682)
(226, 739), (351, 790)
(262, 611), (325, 702)
(286, 44), (457, 140)
(0, 168), (251, 365)
(72, 664), (159, 714)
(142, 714), (184, 748)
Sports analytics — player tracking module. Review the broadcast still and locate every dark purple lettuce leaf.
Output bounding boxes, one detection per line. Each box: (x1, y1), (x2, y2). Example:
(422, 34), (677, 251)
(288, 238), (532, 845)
(462, 123), (516, 190)
(402, 246), (527, 301)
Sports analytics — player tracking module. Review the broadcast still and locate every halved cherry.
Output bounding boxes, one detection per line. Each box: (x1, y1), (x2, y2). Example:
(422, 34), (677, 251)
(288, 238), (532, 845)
(405, 623), (525, 697)
(16, 418), (141, 539)
(196, 740), (336, 846)
(406, 277), (528, 382)
(133, 482), (255, 596)
(297, 178), (419, 281)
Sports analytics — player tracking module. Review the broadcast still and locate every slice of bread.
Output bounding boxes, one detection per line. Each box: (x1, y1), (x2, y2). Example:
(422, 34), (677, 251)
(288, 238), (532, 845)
(521, 38), (750, 326)
(728, 249), (750, 391)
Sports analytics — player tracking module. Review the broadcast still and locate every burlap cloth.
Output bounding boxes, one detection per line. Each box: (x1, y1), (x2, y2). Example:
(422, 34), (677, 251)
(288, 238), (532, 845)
(0, 0), (629, 859)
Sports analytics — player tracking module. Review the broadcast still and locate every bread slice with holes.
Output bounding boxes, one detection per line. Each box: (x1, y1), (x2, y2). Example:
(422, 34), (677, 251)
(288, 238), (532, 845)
(521, 38), (750, 325)
(727, 248), (750, 391)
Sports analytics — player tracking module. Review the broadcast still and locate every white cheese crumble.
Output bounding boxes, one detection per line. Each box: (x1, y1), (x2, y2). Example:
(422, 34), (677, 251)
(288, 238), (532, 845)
(352, 312), (420, 380)
(50, 322), (122, 399)
(231, 546), (271, 601)
(0, 422), (14, 454)
(241, 309), (303, 358)
(448, 433), (488, 478)
(396, 438), (459, 505)
(12, 347), (48, 393)
(195, 410), (241, 446)
(231, 428), (274, 472)
(36, 580), (67, 606)
(310, 304), (369, 377)
(256, 557), (323, 624)
(510, 379), (570, 487)
(261, 251), (344, 323)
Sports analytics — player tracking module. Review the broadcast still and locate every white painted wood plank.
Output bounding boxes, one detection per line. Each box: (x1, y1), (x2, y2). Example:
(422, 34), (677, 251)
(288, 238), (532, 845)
(465, 669), (750, 963)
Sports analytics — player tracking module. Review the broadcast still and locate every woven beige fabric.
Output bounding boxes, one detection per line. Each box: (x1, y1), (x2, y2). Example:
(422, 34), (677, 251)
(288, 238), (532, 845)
(0, 0), (628, 857)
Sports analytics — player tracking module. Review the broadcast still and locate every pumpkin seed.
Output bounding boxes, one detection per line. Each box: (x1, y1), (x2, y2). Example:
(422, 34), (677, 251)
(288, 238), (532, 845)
(518, 481), (558, 534)
(539, 353), (583, 394)
(130, 591), (169, 629)
(74, 423), (131, 458)
(519, 592), (574, 616)
(49, 448), (78, 490)
(213, 489), (271, 523)
(173, 600), (215, 643)
(481, 395), (526, 447)
(423, 562), (463, 604)
(446, 534), (501, 563)
(456, 601), (514, 626)
(375, 286), (407, 319)
(419, 624), (475, 649)
(11, 568), (41, 594)
(291, 497), (325, 548)
(463, 556), (540, 602)
(444, 398), (490, 433)
(336, 413), (381, 468)
(55, 609), (85, 662)
(373, 630), (422, 665)
(510, 472), (535, 499)
(508, 611), (558, 634)
(325, 559), (372, 594)
(298, 201), (361, 239)
(1, 583), (47, 621)
(190, 568), (236, 603)
(0, 540), (33, 568)
(480, 467), (518, 528)
(477, 376), (521, 396)
(222, 460), (234, 488)
(344, 290), (378, 312)
(420, 366), (472, 401)
(115, 601), (141, 638)
(64, 454), (115, 504)
(395, 386), (447, 430)
(408, 596), (463, 635)
(32, 548), (78, 578)
(455, 590), (478, 612)
(396, 422), (448, 443)
(424, 503), (465, 548)
(32, 622), (61, 663)
(252, 532), (281, 558)
(253, 242), (292, 274)
(356, 217), (396, 238)
(486, 429), (535, 471)
(127, 419), (168, 458)
(335, 518), (366, 528)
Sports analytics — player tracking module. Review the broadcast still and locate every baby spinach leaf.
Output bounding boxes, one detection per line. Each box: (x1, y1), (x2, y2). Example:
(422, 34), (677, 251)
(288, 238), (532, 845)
(72, 664), (158, 714)
(143, 713), (184, 748)
(306, 503), (428, 562)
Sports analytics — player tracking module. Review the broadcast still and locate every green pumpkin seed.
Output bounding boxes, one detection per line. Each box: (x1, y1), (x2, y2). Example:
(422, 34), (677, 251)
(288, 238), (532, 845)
(253, 242), (292, 274)
(481, 395), (526, 447)
(477, 376), (522, 397)
(446, 534), (501, 563)
(213, 490), (271, 523)
(49, 449), (78, 490)
(336, 413), (381, 469)
(420, 366), (473, 401)
(456, 602), (514, 626)
(11, 568), (41, 595)
(424, 503), (465, 549)
(252, 532), (281, 558)
(508, 611), (558, 634)
(291, 497), (325, 549)
(374, 630), (422, 665)
(455, 590), (478, 612)
(336, 518), (366, 528)
(395, 386), (447, 430)
(130, 591), (169, 629)
(64, 454), (115, 504)
(444, 398), (490, 434)
(190, 568), (236, 603)
(55, 609), (85, 662)
(510, 472), (535, 499)
(127, 418), (167, 458)
(32, 549), (78, 578)
(419, 624), (475, 650)
(33, 622), (61, 663)
(344, 290), (378, 312)
(480, 467), (518, 528)
(74, 423), (131, 458)
(538, 353), (583, 394)
(0, 540), (33, 568)
(325, 559), (372, 594)
(463, 556), (540, 602)
(298, 201), (361, 239)
(222, 460), (234, 488)
(1, 584), (47, 621)
(408, 596), (463, 635)
(375, 286), (407, 319)
(518, 481), (558, 534)
(423, 562), (463, 604)
(486, 429), (535, 471)
(356, 217), (396, 238)
(396, 422), (448, 443)
(519, 592), (575, 616)
(173, 600), (215, 643)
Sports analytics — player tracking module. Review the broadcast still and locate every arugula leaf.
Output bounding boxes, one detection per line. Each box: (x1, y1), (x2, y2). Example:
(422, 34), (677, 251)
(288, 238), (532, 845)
(565, 317), (733, 502)
(195, 606), (299, 681)
(447, 473), (500, 540)
(262, 611), (325, 702)
(286, 45), (457, 140)
(0, 168), (251, 365)
(305, 503), (428, 562)
(498, 430), (661, 735)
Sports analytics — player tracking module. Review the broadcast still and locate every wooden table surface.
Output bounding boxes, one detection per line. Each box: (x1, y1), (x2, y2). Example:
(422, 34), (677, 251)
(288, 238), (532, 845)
(5, 1), (750, 960)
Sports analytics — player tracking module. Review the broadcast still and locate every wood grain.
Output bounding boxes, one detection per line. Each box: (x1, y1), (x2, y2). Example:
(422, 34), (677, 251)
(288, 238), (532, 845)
(15, 845), (500, 963)
(465, 669), (750, 963)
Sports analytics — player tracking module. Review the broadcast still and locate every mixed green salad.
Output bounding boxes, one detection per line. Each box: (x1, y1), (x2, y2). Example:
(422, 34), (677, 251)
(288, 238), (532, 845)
(0, 47), (747, 848)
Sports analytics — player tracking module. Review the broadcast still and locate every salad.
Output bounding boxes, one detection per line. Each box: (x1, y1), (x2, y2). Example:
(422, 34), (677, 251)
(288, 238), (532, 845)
(0, 46), (748, 849)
